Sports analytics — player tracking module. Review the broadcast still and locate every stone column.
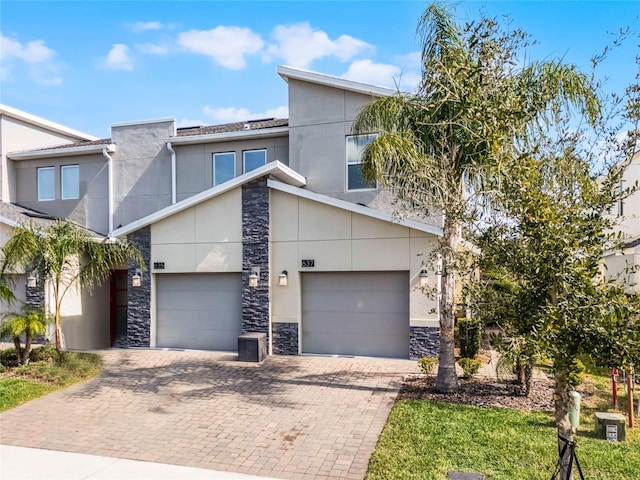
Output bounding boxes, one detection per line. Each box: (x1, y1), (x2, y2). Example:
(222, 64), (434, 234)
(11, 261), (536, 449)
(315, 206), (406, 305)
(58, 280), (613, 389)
(241, 178), (270, 341)
(126, 226), (151, 347)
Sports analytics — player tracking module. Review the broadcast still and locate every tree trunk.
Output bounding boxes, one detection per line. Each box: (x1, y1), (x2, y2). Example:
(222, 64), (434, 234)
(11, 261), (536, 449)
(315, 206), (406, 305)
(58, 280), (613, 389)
(54, 286), (65, 352)
(12, 336), (23, 365)
(23, 328), (32, 365)
(554, 366), (575, 480)
(436, 215), (460, 393)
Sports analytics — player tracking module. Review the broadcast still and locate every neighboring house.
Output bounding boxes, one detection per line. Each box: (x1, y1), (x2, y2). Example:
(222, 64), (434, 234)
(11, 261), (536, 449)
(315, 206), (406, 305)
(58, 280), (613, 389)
(604, 150), (640, 289)
(0, 66), (443, 359)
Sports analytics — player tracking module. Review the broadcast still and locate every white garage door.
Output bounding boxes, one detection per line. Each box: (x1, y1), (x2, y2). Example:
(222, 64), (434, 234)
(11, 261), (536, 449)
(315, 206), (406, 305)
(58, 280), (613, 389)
(302, 271), (409, 358)
(156, 273), (242, 351)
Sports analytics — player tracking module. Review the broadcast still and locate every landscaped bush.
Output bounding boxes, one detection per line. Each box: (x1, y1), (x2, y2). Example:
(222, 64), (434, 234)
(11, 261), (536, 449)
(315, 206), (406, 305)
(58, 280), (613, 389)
(418, 357), (438, 375)
(458, 358), (481, 378)
(458, 318), (482, 359)
(29, 344), (57, 363)
(0, 348), (19, 367)
(568, 358), (586, 388)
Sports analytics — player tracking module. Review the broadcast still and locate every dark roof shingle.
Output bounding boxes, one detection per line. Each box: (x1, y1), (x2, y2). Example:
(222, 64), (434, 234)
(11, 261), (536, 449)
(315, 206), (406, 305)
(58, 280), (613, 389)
(177, 118), (288, 136)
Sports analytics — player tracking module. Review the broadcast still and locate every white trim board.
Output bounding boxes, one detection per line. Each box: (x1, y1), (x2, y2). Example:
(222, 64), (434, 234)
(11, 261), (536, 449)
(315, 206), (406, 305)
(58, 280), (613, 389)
(112, 161), (306, 238)
(267, 179), (443, 237)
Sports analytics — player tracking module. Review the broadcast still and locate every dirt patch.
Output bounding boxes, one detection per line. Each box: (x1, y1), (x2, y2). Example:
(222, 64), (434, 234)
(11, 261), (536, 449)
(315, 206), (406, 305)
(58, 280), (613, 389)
(399, 375), (555, 411)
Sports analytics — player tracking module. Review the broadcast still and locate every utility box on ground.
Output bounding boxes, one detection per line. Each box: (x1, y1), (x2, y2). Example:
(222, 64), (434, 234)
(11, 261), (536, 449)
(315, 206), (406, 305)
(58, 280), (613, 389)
(238, 332), (267, 362)
(595, 412), (626, 441)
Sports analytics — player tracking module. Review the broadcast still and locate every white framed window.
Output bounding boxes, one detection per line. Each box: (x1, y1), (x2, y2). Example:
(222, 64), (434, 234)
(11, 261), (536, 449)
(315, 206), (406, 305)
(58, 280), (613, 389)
(37, 167), (55, 201)
(346, 133), (378, 191)
(61, 165), (79, 200)
(213, 152), (236, 186)
(243, 149), (267, 173)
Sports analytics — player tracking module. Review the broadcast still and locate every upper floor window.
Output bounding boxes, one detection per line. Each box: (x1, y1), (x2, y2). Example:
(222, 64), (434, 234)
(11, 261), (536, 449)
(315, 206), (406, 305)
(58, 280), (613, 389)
(243, 149), (267, 173)
(61, 165), (79, 199)
(37, 167), (55, 201)
(213, 152), (236, 186)
(346, 134), (378, 191)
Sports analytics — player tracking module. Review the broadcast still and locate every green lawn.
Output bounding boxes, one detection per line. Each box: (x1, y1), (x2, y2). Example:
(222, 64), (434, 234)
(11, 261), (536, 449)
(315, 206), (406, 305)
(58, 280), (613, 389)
(368, 380), (639, 480)
(0, 346), (102, 412)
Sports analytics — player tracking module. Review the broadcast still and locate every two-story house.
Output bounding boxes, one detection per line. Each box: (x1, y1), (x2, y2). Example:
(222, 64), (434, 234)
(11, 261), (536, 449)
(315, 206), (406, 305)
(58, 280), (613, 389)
(1, 66), (442, 359)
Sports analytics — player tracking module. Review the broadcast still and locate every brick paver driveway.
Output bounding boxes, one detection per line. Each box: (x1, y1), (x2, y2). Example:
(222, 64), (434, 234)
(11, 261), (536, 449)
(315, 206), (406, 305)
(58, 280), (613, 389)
(0, 349), (418, 480)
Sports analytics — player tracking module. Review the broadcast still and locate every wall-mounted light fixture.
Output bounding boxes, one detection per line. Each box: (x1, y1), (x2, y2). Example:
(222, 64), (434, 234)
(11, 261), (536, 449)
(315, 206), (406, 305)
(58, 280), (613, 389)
(249, 267), (260, 287)
(132, 268), (143, 287)
(418, 267), (429, 287)
(26, 273), (37, 289)
(278, 270), (288, 286)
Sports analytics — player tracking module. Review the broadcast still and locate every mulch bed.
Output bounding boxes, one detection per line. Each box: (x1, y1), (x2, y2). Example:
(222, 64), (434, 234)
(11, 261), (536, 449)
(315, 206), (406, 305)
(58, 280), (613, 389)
(399, 374), (556, 411)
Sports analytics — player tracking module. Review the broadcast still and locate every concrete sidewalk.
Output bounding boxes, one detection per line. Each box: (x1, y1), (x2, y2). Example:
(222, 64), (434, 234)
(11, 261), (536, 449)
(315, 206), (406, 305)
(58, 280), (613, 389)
(0, 445), (282, 480)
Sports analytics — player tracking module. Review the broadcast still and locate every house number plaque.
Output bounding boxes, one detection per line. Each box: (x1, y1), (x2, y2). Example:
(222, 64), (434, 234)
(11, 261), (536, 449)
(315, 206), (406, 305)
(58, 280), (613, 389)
(301, 259), (315, 268)
(154, 262), (165, 269)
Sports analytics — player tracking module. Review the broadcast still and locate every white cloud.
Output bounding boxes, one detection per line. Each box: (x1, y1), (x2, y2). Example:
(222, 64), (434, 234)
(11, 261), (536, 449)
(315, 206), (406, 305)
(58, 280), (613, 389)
(177, 118), (205, 128)
(178, 26), (264, 70)
(102, 44), (134, 71)
(1, 33), (62, 85)
(203, 105), (289, 123)
(0, 34), (56, 63)
(341, 58), (421, 92)
(129, 21), (165, 33)
(136, 43), (168, 55)
(264, 23), (371, 68)
(341, 60), (401, 88)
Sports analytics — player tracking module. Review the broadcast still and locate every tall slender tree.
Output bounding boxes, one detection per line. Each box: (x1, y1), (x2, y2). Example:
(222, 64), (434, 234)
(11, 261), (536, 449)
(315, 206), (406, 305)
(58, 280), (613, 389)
(352, 2), (599, 392)
(1, 220), (144, 351)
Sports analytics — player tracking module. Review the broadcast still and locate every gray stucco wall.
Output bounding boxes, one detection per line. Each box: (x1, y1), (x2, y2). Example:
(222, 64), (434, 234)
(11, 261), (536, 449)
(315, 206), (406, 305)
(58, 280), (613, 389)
(112, 121), (175, 230)
(174, 135), (289, 202)
(13, 153), (109, 234)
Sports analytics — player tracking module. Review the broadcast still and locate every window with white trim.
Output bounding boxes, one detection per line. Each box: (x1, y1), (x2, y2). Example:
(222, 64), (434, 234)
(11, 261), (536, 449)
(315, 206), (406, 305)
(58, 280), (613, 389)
(243, 149), (267, 173)
(37, 167), (55, 201)
(213, 152), (236, 186)
(346, 134), (378, 191)
(61, 165), (79, 199)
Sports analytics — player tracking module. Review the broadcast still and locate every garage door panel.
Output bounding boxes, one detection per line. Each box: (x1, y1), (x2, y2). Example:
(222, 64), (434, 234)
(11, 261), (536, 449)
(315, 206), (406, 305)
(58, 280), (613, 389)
(156, 273), (242, 351)
(302, 271), (409, 358)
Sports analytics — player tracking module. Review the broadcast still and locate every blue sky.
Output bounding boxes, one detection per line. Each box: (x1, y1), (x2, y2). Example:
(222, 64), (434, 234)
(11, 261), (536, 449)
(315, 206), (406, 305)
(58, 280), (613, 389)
(1, 1), (638, 139)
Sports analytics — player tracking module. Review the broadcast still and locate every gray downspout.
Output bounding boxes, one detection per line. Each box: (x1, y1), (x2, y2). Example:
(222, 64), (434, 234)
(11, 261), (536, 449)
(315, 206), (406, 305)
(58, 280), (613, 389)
(167, 142), (176, 204)
(102, 148), (114, 237)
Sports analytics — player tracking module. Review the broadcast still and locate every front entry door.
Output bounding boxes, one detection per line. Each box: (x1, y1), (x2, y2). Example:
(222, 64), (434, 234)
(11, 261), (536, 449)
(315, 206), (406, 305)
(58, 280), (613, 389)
(110, 270), (128, 346)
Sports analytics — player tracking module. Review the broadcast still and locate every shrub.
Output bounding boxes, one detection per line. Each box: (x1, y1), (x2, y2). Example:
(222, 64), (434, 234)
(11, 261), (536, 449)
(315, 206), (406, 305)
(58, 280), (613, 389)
(418, 357), (438, 375)
(458, 358), (481, 378)
(29, 344), (57, 363)
(0, 348), (19, 367)
(458, 318), (482, 359)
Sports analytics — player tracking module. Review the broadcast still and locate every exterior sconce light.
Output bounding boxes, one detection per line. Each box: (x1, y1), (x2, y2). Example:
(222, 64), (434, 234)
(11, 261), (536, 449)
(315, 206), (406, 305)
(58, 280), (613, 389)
(418, 268), (428, 287)
(26, 274), (37, 289)
(132, 269), (143, 287)
(278, 270), (288, 286)
(249, 267), (260, 287)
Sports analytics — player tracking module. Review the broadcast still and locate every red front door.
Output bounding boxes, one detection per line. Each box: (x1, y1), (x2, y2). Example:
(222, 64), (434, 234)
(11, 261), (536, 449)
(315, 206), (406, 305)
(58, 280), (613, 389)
(110, 270), (128, 346)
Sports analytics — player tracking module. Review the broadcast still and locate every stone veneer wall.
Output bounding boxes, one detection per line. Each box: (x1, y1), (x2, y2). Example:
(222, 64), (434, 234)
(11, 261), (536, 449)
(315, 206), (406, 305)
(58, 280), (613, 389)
(272, 323), (298, 355)
(241, 178), (270, 341)
(25, 278), (45, 308)
(409, 326), (440, 359)
(126, 226), (151, 347)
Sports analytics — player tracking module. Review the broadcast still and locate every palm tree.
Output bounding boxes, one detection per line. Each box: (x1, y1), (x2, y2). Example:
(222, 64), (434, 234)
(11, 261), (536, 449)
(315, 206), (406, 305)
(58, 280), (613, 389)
(1, 220), (145, 351)
(1, 304), (51, 365)
(352, 2), (600, 393)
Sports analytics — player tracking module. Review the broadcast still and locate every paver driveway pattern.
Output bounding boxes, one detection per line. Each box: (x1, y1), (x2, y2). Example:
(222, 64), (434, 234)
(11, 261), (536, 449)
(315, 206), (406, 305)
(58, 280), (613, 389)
(0, 349), (419, 480)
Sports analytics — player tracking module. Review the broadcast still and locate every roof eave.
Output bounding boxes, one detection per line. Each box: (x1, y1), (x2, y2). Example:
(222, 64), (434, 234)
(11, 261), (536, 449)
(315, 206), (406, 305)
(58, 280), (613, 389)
(8, 143), (116, 160)
(168, 126), (289, 145)
(0, 104), (99, 141)
(277, 65), (397, 98)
